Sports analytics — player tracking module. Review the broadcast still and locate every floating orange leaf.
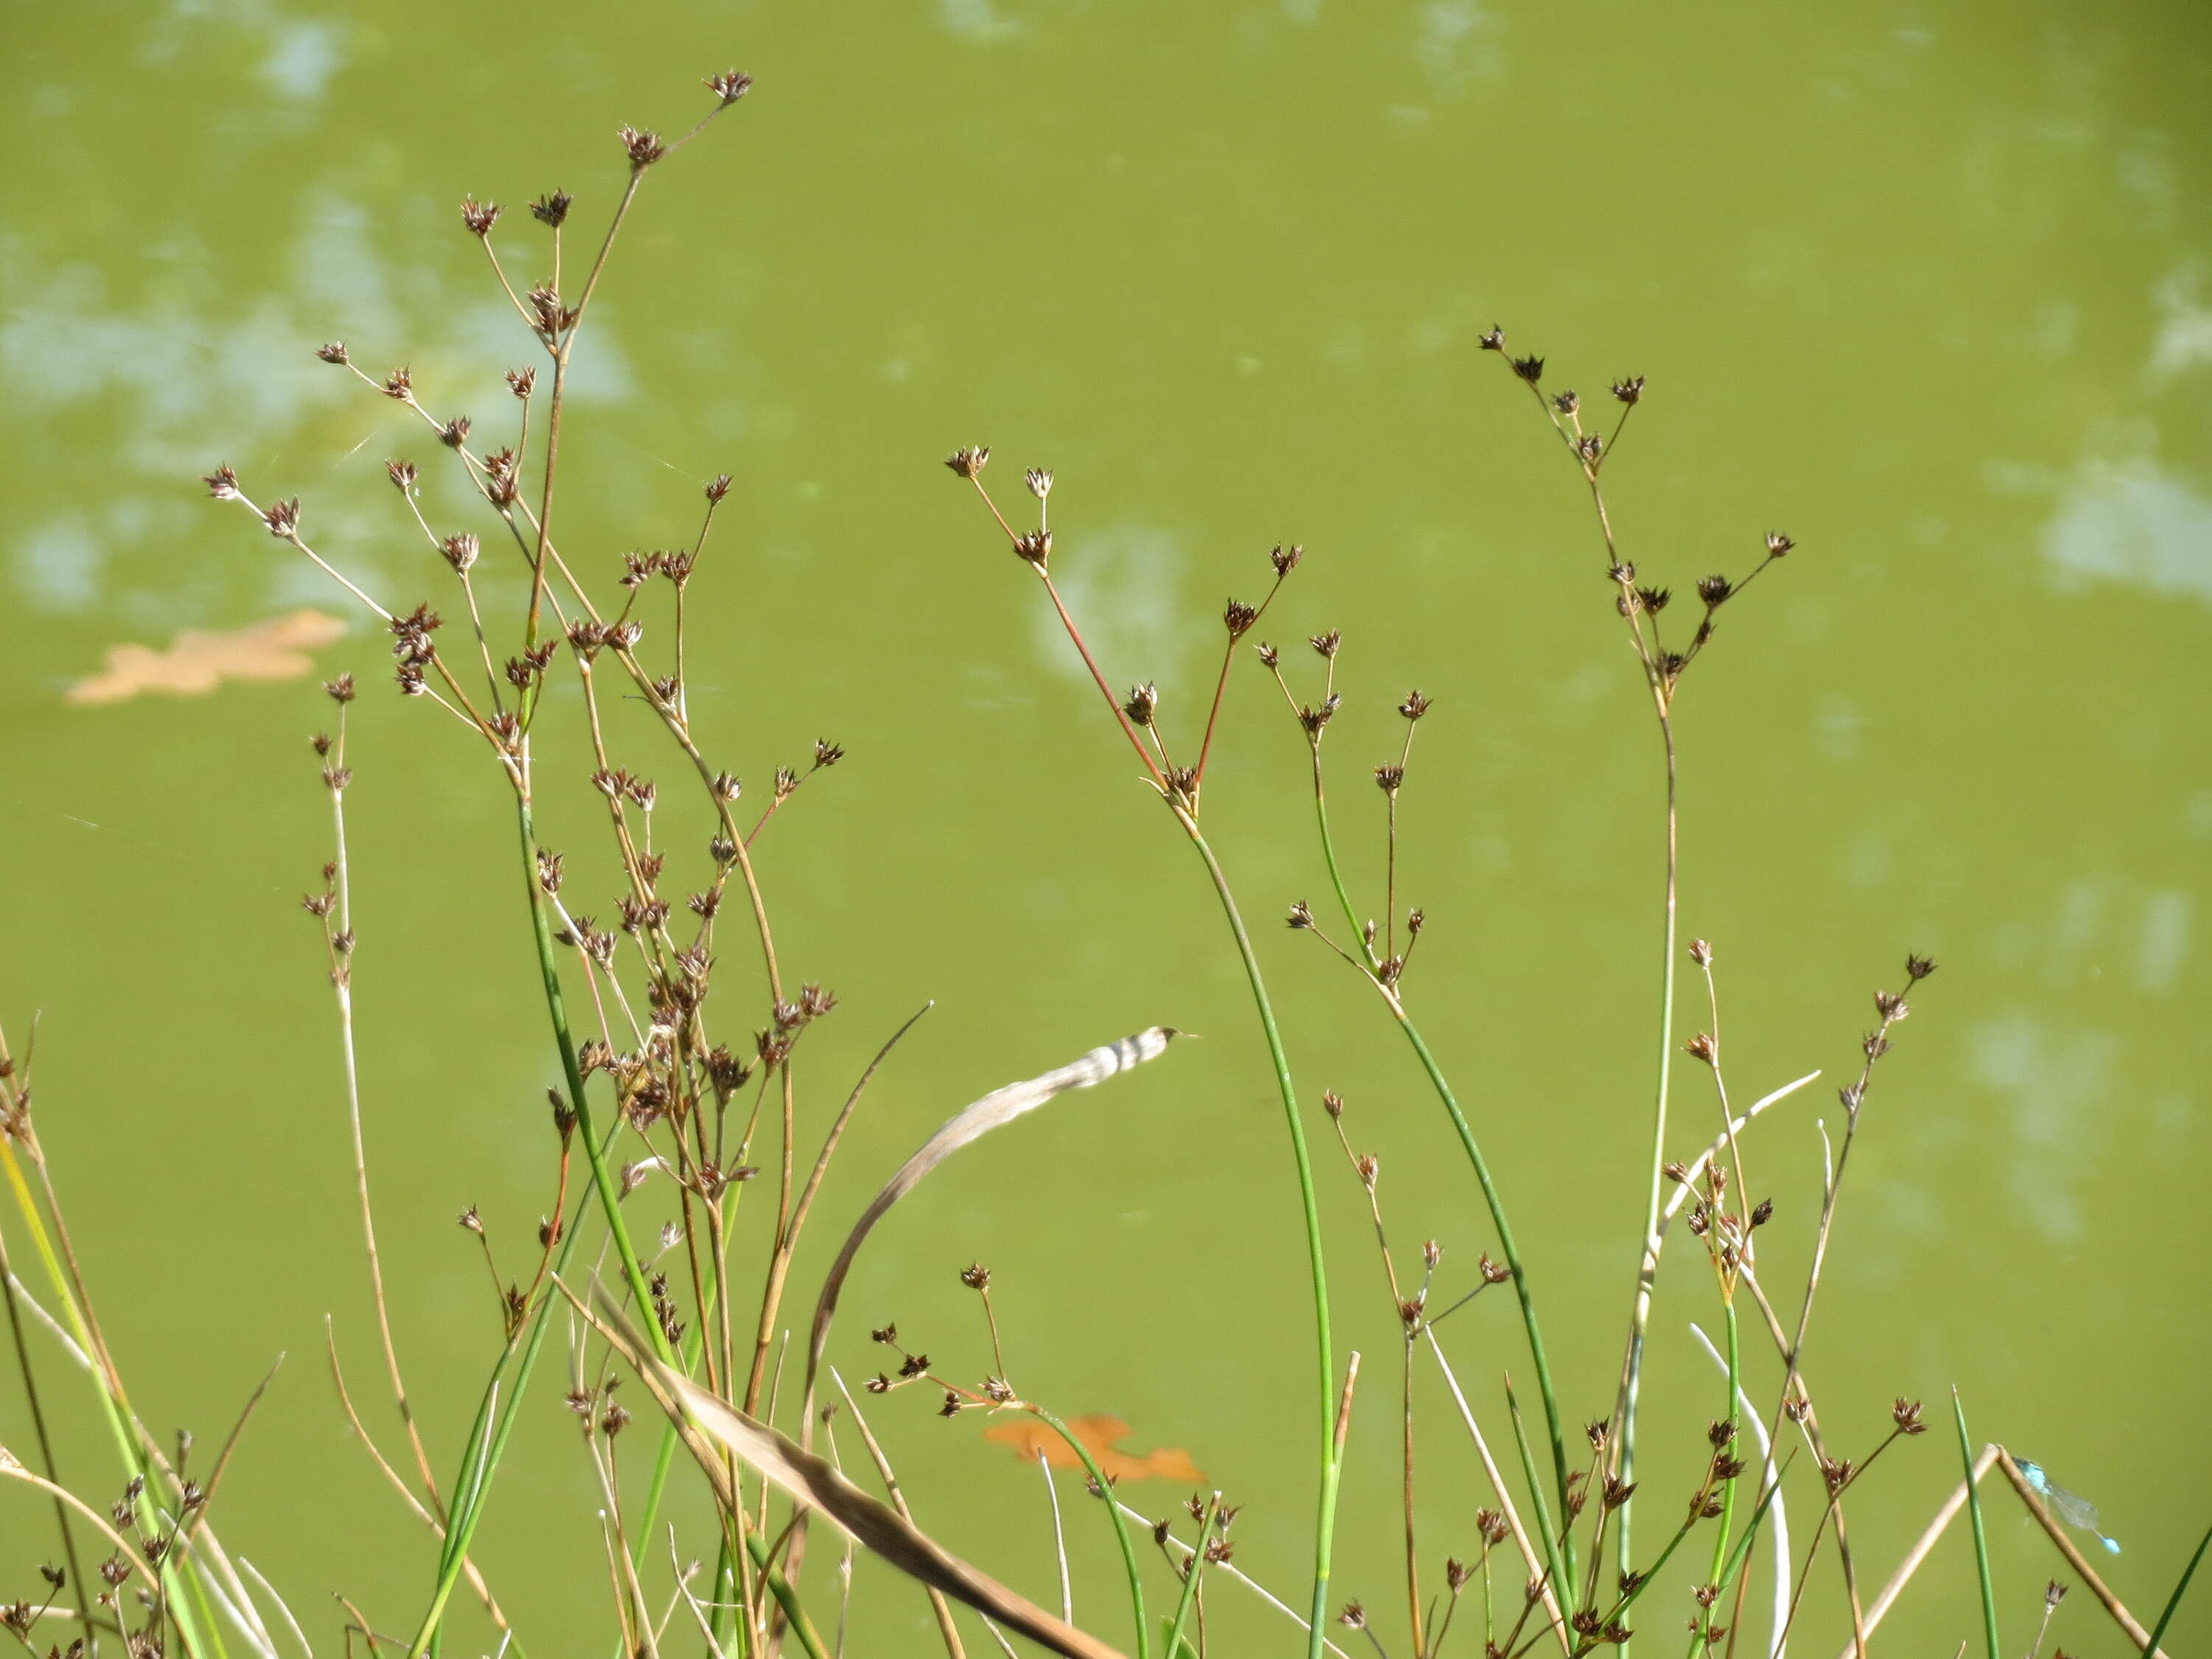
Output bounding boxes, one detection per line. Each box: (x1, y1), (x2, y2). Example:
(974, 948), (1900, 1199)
(981, 1413), (1205, 1485)
(68, 610), (348, 706)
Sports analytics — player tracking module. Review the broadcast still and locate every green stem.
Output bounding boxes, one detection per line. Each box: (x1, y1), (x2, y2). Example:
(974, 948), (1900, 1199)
(1394, 1015), (1573, 1573)
(1952, 1391), (2000, 1659)
(1026, 1404), (1151, 1659)
(1310, 757), (1372, 966)
(1162, 1493), (1220, 1658)
(515, 794), (663, 1335)
(1503, 1376), (1572, 1627)
(2143, 1517), (2212, 1657)
(0, 1144), (217, 1659)
(1301, 748), (1573, 1541)
(1617, 717), (1679, 1586)
(1177, 813), (1339, 1659)
(409, 793), (675, 1658)
(1685, 1298), (1740, 1659)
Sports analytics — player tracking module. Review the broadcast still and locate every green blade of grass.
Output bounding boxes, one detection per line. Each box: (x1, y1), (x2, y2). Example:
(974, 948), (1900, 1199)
(1951, 1389), (1999, 1659)
(2140, 1514), (2212, 1657)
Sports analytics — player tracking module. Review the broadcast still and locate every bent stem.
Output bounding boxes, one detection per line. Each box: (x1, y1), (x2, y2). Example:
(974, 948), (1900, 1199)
(1297, 740), (1574, 1551)
(1174, 809), (1342, 1659)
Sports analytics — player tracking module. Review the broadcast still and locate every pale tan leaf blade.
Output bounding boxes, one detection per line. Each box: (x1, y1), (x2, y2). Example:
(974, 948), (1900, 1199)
(804, 1027), (1178, 1398)
(591, 1294), (1130, 1659)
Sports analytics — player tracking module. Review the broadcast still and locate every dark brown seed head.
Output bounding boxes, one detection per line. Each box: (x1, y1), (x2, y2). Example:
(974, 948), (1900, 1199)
(439, 417), (470, 449)
(1612, 375), (1645, 405)
(386, 459), (417, 492)
(960, 1263), (990, 1290)
(1478, 326), (1506, 352)
(1123, 682), (1159, 726)
(1553, 389), (1579, 416)
(619, 125), (667, 169)
(1321, 1089), (1345, 1119)
(1398, 689), (1432, 720)
(1905, 952), (1937, 981)
(707, 69), (754, 105)
(1874, 990), (1908, 1020)
(316, 341), (349, 365)
(262, 497), (302, 538)
(530, 189), (572, 227)
(1287, 900), (1315, 931)
(813, 739), (844, 768)
(1512, 354), (1545, 383)
(1696, 574), (1732, 606)
(1338, 1602), (1367, 1630)
(1224, 599), (1259, 638)
(945, 446), (990, 480)
(1376, 763), (1404, 793)
(325, 673), (356, 704)
(1298, 693), (1342, 737)
(204, 465), (241, 499)
(1270, 543), (1303, 576)
(440, 533), (479, 574)
(1764, 531), (1795, 557)
(1309, 629), (1340, 659)
(383, 365), (413, 400)
(1684, 1032), (1717, 1065)
(1256, 641), (1280, 668)
(1481, 1255), (1512, 1285)
(460, 197), (501, 237)
(1892, 1397), (1926, 1435)
(505, 366), (536, 400)
(1637, 585), (1670, 614)
(1012, 529), (1051, 567)
(1750, 1197), (1773, 1227)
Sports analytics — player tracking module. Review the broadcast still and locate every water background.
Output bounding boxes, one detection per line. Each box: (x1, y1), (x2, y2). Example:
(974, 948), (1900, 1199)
(3, 2), (2208, 1653)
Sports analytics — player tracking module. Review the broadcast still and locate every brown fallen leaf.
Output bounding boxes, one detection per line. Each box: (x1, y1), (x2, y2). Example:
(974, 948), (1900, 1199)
(982, 1413), (1206, 1485)
(67, 610), (348, 706)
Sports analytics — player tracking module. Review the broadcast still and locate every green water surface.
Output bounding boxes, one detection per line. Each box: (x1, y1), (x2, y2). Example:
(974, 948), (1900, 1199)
(3, 1), (2208, 1654)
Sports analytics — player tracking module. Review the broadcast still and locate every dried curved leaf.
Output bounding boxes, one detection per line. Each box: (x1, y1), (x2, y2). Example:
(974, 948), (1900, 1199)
(587, 1293), (1130, 1659)
(982, 1414), (1205, 1485)
(803, 1027), (1178, 1405)
(67, 610), (347, 706)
